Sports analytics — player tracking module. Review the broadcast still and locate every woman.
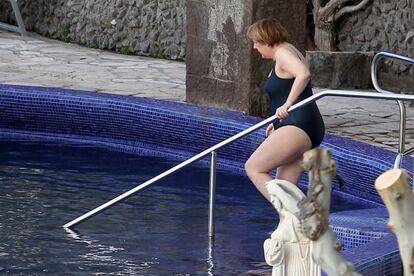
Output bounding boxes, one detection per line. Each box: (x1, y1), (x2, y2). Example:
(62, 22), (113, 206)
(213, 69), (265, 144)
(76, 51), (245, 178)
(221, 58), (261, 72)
(244, 18), (325, 202)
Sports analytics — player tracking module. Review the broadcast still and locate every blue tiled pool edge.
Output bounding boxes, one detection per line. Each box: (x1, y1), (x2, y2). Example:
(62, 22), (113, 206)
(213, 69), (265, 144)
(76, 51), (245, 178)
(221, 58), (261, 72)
(0, 84), (411, 275)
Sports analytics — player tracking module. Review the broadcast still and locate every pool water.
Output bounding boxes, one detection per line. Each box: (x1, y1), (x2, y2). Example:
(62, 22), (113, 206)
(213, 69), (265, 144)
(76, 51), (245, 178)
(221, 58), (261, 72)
(0, 139), (371, 275)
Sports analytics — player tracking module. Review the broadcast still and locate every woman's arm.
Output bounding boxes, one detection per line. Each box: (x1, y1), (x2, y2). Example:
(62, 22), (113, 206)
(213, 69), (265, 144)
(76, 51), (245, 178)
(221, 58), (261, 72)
(274, 47), (311, 119)
(276, 47), (311, 106)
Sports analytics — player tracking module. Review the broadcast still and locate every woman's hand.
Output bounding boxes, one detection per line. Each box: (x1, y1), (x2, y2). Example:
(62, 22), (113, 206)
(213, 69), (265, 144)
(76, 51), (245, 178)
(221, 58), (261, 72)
(275, 102), (291, 120)
(266, 123), (274, 137)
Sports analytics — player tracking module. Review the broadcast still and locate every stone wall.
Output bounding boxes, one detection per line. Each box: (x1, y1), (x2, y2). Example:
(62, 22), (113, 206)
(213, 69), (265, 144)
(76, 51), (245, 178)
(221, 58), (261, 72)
(337, 0), (412, 56)
(307, 51), (374, 89)
(335, 0), (413, 92)
(0, 0), (186, 60)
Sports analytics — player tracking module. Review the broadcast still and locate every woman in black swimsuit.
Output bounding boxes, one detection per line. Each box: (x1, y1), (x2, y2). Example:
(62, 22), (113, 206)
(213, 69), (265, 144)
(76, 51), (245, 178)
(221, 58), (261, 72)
(244, 18), (325, 202)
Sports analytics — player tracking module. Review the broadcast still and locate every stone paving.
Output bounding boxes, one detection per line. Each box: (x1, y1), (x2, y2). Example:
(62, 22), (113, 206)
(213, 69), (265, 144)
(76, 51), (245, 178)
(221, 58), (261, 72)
(1, 30), (413, 154)
(0, 31), (185, 101)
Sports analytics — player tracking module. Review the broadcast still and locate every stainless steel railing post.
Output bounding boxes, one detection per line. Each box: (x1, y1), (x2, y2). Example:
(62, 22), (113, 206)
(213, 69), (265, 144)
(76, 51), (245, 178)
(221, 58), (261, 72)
(394, 100), (406, 168)
(0, 0), (27, 36)
(10, 0), (27, 36)
(208, 151), (217, 237)
(371, 51), (414, 168)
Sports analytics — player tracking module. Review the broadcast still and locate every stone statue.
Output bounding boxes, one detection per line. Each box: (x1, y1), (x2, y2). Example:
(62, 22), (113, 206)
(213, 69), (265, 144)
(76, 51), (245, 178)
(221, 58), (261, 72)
(264, 179), (320, 276)
(297, 147), (360, 276)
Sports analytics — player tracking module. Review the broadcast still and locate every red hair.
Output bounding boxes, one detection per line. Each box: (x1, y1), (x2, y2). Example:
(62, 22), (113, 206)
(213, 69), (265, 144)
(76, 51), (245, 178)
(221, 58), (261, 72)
(246, 18), (289, 46)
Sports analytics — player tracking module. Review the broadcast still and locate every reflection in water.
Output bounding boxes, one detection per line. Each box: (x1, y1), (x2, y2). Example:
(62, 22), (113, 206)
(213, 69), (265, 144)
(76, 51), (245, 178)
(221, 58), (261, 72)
(64, 228), (159, 275)
(207, 236), (215, 276)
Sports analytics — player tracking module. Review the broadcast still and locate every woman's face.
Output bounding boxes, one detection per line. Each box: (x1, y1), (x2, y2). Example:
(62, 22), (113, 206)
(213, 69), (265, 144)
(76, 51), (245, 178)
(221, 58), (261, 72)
(252, 41), (274, 59)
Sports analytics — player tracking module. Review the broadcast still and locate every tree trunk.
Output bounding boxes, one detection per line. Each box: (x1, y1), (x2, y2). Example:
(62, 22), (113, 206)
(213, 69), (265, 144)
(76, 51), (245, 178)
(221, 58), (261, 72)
(314, 25), (335, 51)
(298, 148), (360, 276)
(375, 169), (414, 276)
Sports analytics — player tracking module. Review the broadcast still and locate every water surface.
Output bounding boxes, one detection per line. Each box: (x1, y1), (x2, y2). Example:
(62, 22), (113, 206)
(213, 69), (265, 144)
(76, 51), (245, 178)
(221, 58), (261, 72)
(0, 139), (370, 275)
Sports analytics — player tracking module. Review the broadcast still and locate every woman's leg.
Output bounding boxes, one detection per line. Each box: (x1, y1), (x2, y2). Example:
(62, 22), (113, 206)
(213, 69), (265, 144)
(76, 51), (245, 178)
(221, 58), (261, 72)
(245, 126), (312, 202)
(276, 157), (306, 185)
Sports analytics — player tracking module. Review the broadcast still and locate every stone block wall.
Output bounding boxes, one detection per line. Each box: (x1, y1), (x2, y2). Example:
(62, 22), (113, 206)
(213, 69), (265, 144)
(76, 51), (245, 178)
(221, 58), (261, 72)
(0, 0), (186, 60)
(307, 51), (374, 89)
(336, 0), (413, 92)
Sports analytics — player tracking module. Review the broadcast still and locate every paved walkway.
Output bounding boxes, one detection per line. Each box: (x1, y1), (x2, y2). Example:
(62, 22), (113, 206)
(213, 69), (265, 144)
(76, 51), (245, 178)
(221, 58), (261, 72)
(1, 30), (413, 154)
(0, 31), (185, 101)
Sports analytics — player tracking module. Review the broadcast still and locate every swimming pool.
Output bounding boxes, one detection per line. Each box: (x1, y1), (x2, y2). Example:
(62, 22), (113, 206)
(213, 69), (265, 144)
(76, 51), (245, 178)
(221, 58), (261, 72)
(0, 138), (375, 275)
(0, 84), (411, 275)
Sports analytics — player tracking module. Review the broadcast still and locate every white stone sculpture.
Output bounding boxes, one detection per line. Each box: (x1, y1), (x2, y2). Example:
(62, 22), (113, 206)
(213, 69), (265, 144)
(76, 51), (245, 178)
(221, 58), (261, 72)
(264, 179), (320, 276)
(297, 147), (360, 276)
(375, 168), (414, 276)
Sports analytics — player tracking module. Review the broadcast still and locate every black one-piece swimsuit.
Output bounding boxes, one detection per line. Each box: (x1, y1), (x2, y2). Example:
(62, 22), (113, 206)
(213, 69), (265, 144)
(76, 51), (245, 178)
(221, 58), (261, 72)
(265, 68), (325, 148)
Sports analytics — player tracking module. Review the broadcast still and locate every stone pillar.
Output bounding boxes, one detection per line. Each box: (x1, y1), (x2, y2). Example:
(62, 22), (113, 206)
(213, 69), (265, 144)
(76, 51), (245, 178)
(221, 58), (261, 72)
(186, 0), (306, 117)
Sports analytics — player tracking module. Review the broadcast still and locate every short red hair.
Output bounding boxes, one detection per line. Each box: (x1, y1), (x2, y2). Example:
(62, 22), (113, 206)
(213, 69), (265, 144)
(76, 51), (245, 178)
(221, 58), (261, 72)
(246, 18), (289, 46)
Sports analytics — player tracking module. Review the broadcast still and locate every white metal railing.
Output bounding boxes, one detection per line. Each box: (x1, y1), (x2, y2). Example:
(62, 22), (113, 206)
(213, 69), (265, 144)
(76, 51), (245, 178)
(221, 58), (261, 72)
(64, 89), (414, 233)
(371, 52), (414, 168)
(0, 0), (27, 36)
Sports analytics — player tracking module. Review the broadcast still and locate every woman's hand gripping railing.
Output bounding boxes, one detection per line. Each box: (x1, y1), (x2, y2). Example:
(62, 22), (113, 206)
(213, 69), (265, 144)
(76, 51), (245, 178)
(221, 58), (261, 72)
(371, 51), (414, 168)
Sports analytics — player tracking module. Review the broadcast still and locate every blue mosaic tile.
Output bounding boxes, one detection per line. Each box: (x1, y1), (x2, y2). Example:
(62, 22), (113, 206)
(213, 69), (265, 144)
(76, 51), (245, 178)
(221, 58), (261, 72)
(330, 208), (389, 250)
(343, 234), (401, 275)
(0, 83), (411, 275)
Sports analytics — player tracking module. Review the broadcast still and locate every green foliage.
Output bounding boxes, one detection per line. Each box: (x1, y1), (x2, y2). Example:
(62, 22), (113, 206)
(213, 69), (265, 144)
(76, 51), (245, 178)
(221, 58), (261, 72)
(63, 24), (71, 43)
(116, 47), (131, 55)
(86, 42), (98, 49)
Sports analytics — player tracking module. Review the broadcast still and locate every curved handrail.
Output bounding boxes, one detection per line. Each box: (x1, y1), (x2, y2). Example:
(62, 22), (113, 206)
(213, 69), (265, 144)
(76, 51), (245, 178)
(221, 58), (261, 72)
(64, 90), (414, 229)
(371, 52), (414, 94)
(371, 51), (414, 168)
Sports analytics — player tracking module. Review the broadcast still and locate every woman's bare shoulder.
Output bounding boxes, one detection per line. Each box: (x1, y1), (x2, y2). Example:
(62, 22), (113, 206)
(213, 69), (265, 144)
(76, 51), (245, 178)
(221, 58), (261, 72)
(278, 43), (308, 66)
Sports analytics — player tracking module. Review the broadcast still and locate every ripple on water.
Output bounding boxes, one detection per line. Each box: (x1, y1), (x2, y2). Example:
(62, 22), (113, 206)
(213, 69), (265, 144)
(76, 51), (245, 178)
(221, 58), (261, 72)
(0, 139), (372, 274)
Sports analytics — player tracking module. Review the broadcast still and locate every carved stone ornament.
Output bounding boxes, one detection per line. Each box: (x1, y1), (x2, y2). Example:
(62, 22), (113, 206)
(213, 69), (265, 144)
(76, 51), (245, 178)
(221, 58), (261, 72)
(298, 148), (360, 276)
(264, 179), (321, 276)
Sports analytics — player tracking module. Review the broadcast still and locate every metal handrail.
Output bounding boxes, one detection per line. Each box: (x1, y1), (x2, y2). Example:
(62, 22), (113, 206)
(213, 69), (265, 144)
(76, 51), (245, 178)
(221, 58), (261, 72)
(371, 52), (414, 94)
(371, 51), (414, 168)
(64, 90), (414, 231)
(0, 0), (27, 36)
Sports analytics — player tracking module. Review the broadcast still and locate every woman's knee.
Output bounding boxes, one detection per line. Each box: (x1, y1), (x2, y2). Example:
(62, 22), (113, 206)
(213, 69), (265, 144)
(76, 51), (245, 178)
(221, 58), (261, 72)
(244, 157), (268, 178)
(244, 157), (259, 178)
(244, 158), (254, 177)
